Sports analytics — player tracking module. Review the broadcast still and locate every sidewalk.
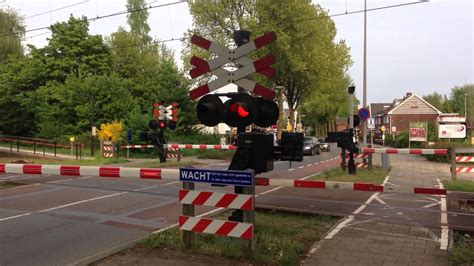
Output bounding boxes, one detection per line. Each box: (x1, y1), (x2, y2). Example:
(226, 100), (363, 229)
(303, 154), (451, 265)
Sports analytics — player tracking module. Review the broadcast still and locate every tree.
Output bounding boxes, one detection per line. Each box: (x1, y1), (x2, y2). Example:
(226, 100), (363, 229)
(126, 0), (152, 46)
(423, 92), (445, 112)
(0, 8), (24, 63)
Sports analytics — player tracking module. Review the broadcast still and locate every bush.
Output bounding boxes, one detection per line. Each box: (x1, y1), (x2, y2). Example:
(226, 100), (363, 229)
(420, 141), (451, 163)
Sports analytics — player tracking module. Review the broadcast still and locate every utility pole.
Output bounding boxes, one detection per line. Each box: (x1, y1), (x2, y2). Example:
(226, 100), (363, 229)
(362, 0), (368, 147)
(348, 86), (356, 175)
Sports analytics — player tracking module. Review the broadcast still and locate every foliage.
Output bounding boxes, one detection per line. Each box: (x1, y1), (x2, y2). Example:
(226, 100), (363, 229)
(98, 120), (124, 142)
(385, 132), (409, 148)
(442, 180), (474, 192)
(450, 231), (474, 265)
(139, 210), (337, 265)
(126, 0), (152, 45)
(310, 166), (387, 184)
(0, 8), (24, 63)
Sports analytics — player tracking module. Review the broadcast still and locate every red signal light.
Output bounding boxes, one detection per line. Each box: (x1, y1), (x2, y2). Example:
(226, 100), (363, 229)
(159, 121), (166, 128)
(229, 103), (249, 118)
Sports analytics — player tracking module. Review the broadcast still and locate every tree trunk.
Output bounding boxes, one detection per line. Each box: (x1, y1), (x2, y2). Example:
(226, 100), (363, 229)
(276, 87), (284, 140)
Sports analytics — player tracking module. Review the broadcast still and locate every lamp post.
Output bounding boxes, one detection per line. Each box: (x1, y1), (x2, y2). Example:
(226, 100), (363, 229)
(465, 93), (468, 118)
(362, 0), (368, 147)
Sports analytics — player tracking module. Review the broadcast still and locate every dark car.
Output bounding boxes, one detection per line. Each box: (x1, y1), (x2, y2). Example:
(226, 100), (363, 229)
(318, 138), (331, 152)
(303, 137), (320, 155)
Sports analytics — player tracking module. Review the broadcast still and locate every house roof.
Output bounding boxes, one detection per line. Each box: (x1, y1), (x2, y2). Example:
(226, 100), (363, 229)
(387, 93), (442, 115)
(369, 103), (392, 117)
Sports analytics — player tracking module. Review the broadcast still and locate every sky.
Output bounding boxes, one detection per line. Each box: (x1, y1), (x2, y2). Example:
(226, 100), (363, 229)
(1, 0), (473, 105)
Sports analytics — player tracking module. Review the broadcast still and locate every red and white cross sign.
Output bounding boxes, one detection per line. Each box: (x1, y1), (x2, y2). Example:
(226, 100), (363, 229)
(189, 32), (277, 100)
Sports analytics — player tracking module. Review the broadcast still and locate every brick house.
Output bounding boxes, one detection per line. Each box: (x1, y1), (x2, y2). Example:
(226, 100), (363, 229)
(374, 92), (442, 134)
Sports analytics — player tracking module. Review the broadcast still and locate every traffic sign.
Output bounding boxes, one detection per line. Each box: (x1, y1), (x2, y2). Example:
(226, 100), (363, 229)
(357, 108), (370, 121)
(189, 32), (277, 100)
(179, 167), (254, 187)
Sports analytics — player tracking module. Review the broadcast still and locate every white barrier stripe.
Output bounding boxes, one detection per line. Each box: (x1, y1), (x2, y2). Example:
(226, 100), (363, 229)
(325, 181), (354, 190)
(180, 190), (201, 205)
(203, 219), (225, 234)
(180, 216), (200, 231)
(228, 195), (252, 209)
(42, 165), (61, 176)
(5, 164), (23, 174)
(161, 169), (180, 180)
(267, 179), (294, 187)
(79, 166), (100, 177)
(204, 193), (224, 206)
(228, 222), (251, 238)
(119, 167), (141, 178)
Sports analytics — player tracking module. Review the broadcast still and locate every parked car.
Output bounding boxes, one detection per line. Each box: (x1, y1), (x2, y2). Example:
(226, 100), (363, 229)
(303, 136), (320, 155)
(318, 138), (331, 152)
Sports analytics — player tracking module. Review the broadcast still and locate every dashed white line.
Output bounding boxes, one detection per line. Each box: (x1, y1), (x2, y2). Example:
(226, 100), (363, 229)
(288, 168), (295, 171)
(437, 179), (449, 250)
(298, 166), (304, 169)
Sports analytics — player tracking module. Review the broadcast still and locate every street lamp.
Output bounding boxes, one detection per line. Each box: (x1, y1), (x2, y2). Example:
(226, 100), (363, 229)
(465, 93), (468, 118)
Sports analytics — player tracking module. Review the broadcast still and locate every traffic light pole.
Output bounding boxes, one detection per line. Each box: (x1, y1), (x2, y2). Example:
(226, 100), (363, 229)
(348, 87), (356, 175)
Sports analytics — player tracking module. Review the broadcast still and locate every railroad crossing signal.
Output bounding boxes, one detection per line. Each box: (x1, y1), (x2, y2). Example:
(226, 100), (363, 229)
(196, 93), (278, 128)
(152, 102), (179, 130)
(189, 32), (277, 100)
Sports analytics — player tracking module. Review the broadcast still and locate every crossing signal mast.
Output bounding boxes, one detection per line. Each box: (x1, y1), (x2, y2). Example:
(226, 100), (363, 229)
(149, 101), (179, 163)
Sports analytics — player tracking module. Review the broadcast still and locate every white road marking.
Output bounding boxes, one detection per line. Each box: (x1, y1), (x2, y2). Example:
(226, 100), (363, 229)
(0, 184), (159, 222)
(307, 164), (313, 166)
(259, 186), (283, 196)
(422, 202), (441, 209)
(163, 181), (179, 186)
(437, 179), (449, 250)
(298, 166), (304, 169)
(0, 183), (40, 191)
(288, 168), (295, 171)
(325, 175), (391, 239)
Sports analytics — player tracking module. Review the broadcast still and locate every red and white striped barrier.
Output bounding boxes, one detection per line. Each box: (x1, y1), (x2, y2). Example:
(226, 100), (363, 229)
(456, 156), (474, 163)
(362, 148), (448, 155)
(103, 146), (114, 158)
(0, 163), (447, 195)
(254, 178), (447, 195)
(179, 215), (253, 239)
(179, 190), (253, 211)
(120, 144), (237, 150)
(344, 153), (368, 159)
(167, 147), (180, 159)
(0, 163), (179, 180)
(455, 167), (474, 173)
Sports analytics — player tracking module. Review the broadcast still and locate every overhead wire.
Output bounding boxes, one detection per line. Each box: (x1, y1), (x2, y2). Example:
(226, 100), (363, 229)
(23, 0), (90, 20)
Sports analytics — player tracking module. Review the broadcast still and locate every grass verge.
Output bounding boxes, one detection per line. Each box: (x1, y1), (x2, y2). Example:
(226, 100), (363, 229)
(0, 181), (19, 190)
(442, 179), (474, 192)
(125, 160), (201, 168)
(308, 166), (387, 184)
(196, 149), (235, 160)
(101, 210), (337, 265)
(450, 231), (474, 265)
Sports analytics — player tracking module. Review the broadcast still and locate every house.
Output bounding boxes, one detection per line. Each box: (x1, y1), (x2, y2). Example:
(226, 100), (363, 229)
(374, 92), (442, 134)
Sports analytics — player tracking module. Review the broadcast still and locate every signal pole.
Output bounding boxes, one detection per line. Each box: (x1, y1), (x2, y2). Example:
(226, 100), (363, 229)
(362, 0), (368, 147)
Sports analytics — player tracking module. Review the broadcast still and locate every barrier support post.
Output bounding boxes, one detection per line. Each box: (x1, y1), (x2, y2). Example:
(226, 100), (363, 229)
(10, 141), (12, 152)
(34, 140), (36, 154)
(182, 181), (195, 249)
(43, 145), (45, 156)
(451, 146), (456, 181)
(17, 137), (19, 152)
(178, 149), (181, 162)
(243, 186), (255, 255)
(54, 142), (57, 157)
(340, 148), (346, 171)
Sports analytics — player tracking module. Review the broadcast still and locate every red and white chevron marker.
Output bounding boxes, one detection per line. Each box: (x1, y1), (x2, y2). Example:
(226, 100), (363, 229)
(189, 32), (277, 100)
(120, 144), (237, 150)
(456, 156), (474, 163)
(254, 178), (447, 195)
(456, 167), (474, 173)
(362, 148), (448, 155)
(0, 163), (179, 180)
(179, 189), (253, 210)
(179, 215), (253, 239)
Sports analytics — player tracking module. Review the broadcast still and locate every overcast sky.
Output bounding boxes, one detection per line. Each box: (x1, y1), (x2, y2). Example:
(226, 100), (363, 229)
(2, 0), (473, 105)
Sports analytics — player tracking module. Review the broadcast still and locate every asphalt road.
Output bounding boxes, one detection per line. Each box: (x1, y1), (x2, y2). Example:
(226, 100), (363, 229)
(1, 145), (472, 265)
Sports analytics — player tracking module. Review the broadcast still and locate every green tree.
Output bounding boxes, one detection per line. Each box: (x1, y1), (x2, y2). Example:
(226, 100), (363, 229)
(126, 0), (152, 46)
(0, 8), (24, 63)
(423, 92), (446, 112)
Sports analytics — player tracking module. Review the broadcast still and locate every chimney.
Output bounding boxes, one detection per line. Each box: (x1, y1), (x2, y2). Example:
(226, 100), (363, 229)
(406, 92), (412, 98)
